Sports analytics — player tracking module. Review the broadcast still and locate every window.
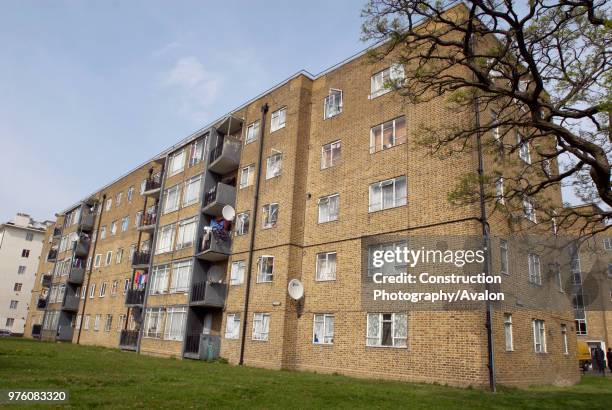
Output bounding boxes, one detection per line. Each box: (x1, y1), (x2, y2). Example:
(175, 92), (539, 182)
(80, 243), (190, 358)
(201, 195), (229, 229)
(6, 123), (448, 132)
(111, 280), (118, 296)
(75, 314), (82, 330)
(532, 319), (546, 353)
(176, 217), (197, 250)
(553, 263), (563, 291)
(5, 318), (14, 328)
(17, 266), (26, 275)
(121, 216), (129, 232)
(262, 203), (279, 229)
(163, 185), (181, 214)
(321, 140), (341, 169)
(183, 175), (202, 207)
(257, 256), (274, 283)
(127, 186), (134, 202)
(245, 121), (260, 144)
(170, 260), (192, 293)
(140, 179), (147, 195)
(21, 249), (30, 258)
(370, 64), (405, 98)
(316, 252), (337, 281)
(230, 261), (245, 285)
(105, 251), (113, 266)
(9, 300), (18, 309)
(225, 314), (240, 339)
(313, 314), (334, 344)
(94, 314), (101, 331)
(504, 314), (513, 351)
(500, 239), (509, 275)
(490, 110), (501, 141)
(100, 226), (106, 240)
(528, 253), (541, 285)
(266, 153), (282, 179)
(86, 256), (92, 270)
(164, 306), (187, 341)
(495, 177), (505, 204)
(367, 241), (407, 276)
(517, 132), (531, 164)
(168, 149), (186, 176)
(603, 237), (612, 251)
(129, 244), (136, 262)
(89, 283), (96, 298)
(111, 221), (118, 235)
(150, 264), (170, 294)
(369, 176), (407, 212)
(124, 278), (130, 294)
(235, 212), (250, 236)
(83, 315), (90, 330)
(324, 89), (342, 119)
(370, 116), (406, 154)
(25, 232), (34, 241)
(14, 283), (22, 292)
(116, 192), (123, 207)
(94, 254), (101, 268)
(99, 282), (107, 297)
(105, 315), (113, 332)
(105, 198), (112, 211)
(318, 194), (339, 223)
(270, 107), (286, 132)
(561, 324), (568, 354)
(366, 313), (407, 347)
(239, 165), (255, 189)
(156, 224), (176, 254)
(117, 314), (126, 331)
(252, 313), (270, 341)
(523, 197), (536, 223)
(189, 138), (204, 167)
(116, 248), (123, 264)
(81, 286), (86, 299)
(143, 308), (163, 338)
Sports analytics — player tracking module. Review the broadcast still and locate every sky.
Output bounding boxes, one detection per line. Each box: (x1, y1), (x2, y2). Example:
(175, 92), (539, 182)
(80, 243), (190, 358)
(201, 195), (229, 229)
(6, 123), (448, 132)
(0, 0), (367, 223)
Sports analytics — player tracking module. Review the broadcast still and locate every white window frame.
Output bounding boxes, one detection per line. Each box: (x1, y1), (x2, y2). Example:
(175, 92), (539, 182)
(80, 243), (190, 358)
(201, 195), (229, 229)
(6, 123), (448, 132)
(163, 185), (181, 214)
(176, 217), (197, 250)
(523, 197), (537, 223)
(532, 319), (547, 353)
(370, 64), (405, 99)
(495, 177), (505, 204)
(321, 140), (341, 169)
(500, 239), (509, 275)
(369, 116), (406, 154)
(561, 324), (569, 355)
(323, 89), (343, 119)
(517, 132), (531, 164)
(164, 306), (187, 341)
(528, 253), (542, 285)
(183, 174), (202, 207)
(143, 307), (163, 339)
(252, 313), (270, 341)
(266, 153), (282, 179)
(235, 212), (250, 236)
(318, 194), (339, 223)
(168, 149), (186, 177)
(270, 107), (286, 132)
(262, 203), (279, 229)
(316, 252), (337, 281)
(368, 176), (407, 212)
(256, 256), (274, 283)
(155, 223), (176, 255)
(99, 282), (107, 297)
(225, 314), (240, 339)
(230, 260), (245, 285)
(366, 312), (407, 348)
(504, 313), (513, 351)
(240, 165), (255, 189)
(149, 264), (170, 295)
(245, 121), (260, 144)
(170, 260), (192, 293)
(313, 314), (334, 344)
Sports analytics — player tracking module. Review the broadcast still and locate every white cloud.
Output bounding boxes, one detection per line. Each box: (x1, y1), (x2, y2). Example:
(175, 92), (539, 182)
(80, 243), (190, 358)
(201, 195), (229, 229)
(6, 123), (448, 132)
(162, 56), (222, 122)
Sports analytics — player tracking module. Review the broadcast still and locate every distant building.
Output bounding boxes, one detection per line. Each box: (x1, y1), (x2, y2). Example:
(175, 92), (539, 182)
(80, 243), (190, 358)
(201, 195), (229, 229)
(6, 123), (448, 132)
(0, 213), (52, 335)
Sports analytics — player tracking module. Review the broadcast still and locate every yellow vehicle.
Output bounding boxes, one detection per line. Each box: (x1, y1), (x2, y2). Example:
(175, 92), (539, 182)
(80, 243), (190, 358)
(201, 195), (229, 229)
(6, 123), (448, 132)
(577, 341), (592, 372)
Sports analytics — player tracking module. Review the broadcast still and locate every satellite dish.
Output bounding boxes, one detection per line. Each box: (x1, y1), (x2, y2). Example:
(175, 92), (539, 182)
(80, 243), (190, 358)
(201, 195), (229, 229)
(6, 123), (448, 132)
(222, 205), (236, 221)
(69, 232), (80, 242)
(208, 265), (224, 283)
(288, 279), (304, 300)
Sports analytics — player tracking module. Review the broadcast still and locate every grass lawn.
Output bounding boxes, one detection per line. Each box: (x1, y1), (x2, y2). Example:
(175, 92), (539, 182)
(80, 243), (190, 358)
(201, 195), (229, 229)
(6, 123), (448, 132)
(0, 338), (610, 409)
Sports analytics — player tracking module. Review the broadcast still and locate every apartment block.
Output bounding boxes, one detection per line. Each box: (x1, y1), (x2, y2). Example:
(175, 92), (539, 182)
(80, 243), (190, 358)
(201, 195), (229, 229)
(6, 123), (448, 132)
(25, 4), (597, 387)
(0, 213), (51, 335)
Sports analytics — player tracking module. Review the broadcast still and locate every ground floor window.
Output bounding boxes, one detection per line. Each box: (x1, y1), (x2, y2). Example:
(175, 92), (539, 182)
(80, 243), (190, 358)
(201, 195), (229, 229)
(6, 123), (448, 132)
(313, 314), (334, 344)
(225, 314), (240, 339)
(252, 313), (270, 341)
(532, 319), (546, 353)
(366, 313), (407, 347)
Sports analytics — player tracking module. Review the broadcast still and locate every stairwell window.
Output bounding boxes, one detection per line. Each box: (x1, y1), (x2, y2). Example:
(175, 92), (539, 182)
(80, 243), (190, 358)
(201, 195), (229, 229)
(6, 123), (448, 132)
(183, 175), (202, 207)
(110, 221), (117, 236)
(495, 177), (505, 204)
(121, 216), (129, 232)
(523, 197), (537, 223)
(225, 314), (240, 339)
(176, 217), (196, 250)
(150, 264), (170, 295)
(252, 313), (270, 341)
(504, 313), (513, 351)
(127, 186), (134, 202)
(370, 64), (405, 99)
(168, 149), (186, 177)
(316, 252), (337, 281)
(256, 256), (274, 283)
(532, 319), (546, 353)
(370, 116), (406, 153)
(262, 203), (279, 229)
(500, 239), (509, 275)
(270, 107), (286, 132)
(318, 194), (339, 223)
(528, 253), (542, 285)
(99, 282), (107, 297)
(83, 315), (90, 330)
(324, 89), (343, 119)
(366, 313), (407, 348)
(266, 153), (282, 179)
(105, 315), (113, 332)
(561, 324), (569, 354)
(163, 185), (181, 214)
(143, 307), (163, 339)
(517, 132), (531, 164)
(230, 261), (245, 285)
(321, 140), (341, 169)
(240, 165), (255, 188)
(170, 260), (191, 293)
(111, 280), (118, 296)
(235, 212), (250, 236)
(94, 314), (101, 331)
(313, 314), (334, 344)
(156, 223), (176, 255)
(164, 306), (187, 341)
(369, 176), (407, 212)
(116, 248), (123, 264)
(105, 198), (112, 211)
(245, 121), (260, 144)
(105, 251), (113, 266)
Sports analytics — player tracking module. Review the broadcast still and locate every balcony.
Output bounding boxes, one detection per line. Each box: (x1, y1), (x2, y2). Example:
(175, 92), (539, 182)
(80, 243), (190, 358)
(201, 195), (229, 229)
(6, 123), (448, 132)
(142, 176), (162, 197)
(67, 266), (85, 285)
(137, 211), (157, 232)
(32, 324), (42, 339)
(47, 249), (58, 262)
(79, 213), (95, 232)
(208, 136), (241, 174)
(131, 251), (151, 269)
(37, 298), (47, 310)
(56, 325), (74, 342)
(74, 241), (90, 257)
(62, 294), (80, 312)
(119, 329), (139, 351)
(190, 281), (226, 308)
(184, 334), (221, 360)
(196, 231), (231, 262)
(125, 289), (146, 307)
(52, 227), (62, 238)
(202, 183), (236, 216)
(42, 274), (52, 288)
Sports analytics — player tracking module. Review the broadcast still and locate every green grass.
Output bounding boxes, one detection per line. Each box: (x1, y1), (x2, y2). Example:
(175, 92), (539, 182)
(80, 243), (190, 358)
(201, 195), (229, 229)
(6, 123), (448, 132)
(0, 338), (610, 409)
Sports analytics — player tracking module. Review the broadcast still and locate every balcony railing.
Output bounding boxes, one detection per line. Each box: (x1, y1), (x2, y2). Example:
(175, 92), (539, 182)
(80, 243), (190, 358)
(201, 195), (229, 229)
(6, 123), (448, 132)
(208, 136), (241, 174)
(74, 240), (90, 257)
(125, 289), (146, 306)
(131, 251), (151, 268)
(47, 249), (58, 261)
(67, 266), (85, 285)
(79, 213), (95, 231)
(37, 298), (47, 310)
(143, 176), (162, 196)
(119, 329), (139, 350)
(190, 281), (226, 307)
(62, 294), (80, 312)
(138, 212), (157, 229)
(184, 334), (221, 360)
(202, 183), (236, 216)
(196, 231), (231, 261)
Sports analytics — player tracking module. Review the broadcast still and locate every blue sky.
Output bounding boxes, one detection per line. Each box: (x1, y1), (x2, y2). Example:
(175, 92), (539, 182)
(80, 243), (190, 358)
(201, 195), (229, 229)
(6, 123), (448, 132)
(0, 0), (367, 222)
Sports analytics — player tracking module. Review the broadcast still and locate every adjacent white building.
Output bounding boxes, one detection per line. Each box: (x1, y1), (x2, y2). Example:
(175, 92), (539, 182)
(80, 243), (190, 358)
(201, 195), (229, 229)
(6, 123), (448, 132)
(0, 213), (52, 335)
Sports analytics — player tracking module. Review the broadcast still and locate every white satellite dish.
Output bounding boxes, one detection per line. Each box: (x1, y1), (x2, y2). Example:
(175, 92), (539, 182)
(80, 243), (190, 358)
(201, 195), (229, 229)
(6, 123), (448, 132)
(288, 279), (304, 300)
(69, 232), (80, 242)
(222, 205), (236, 221)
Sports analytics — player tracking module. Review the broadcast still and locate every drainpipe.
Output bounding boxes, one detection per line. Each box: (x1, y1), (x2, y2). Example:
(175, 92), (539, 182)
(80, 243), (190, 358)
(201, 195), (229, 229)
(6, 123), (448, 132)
(77, 194), (106, 344)
(239, 103), (269, 365)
